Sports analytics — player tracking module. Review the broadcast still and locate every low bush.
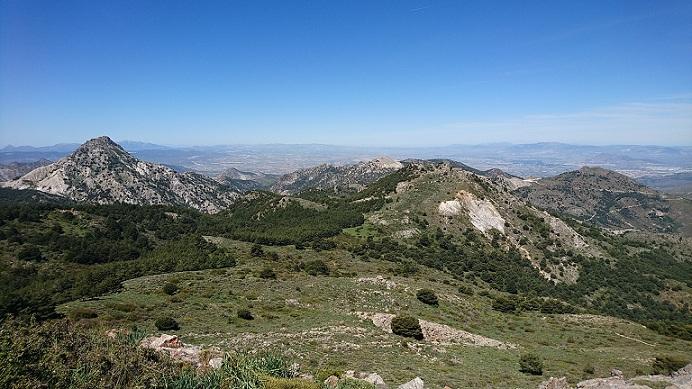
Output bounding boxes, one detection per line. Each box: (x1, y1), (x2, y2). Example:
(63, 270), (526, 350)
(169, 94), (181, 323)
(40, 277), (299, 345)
(492, 296), (518, 313)
(519, 353), (543, 375)
(237, 309), (254, 320)
(259, 267), (277, 279)
(653, 356), (688, 375)
(155, 317), (180, 331)
(69, 307), (98, 320)
(162, 282), (179, 295)
(304, 259), (330, 276)
(457, 285), (474, 295)
(391, 315), (423, 340)
(416, 289), (439, 306)
(250, 244), (264, 257)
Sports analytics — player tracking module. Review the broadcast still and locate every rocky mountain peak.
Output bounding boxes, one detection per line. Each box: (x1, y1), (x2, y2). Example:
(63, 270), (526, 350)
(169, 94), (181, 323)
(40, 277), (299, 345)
(76, 136), (123, 153)
(2, 137), (239, 213)
(366, 156), (403, 170)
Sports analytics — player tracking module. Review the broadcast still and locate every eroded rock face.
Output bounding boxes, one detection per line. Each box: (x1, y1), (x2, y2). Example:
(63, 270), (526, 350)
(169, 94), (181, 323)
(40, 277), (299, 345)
(438, 190), (505, 235)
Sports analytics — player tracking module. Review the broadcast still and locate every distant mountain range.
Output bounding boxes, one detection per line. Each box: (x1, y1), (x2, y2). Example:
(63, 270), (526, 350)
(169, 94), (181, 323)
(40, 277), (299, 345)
(2, 141), (689, 181)
(3, 136), (689, 236)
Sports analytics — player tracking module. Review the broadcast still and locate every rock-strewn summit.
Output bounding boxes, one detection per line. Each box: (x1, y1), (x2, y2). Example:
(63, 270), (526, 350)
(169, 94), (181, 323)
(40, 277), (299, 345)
(271, 156), (403, 194)
(2, 136), (238, 213)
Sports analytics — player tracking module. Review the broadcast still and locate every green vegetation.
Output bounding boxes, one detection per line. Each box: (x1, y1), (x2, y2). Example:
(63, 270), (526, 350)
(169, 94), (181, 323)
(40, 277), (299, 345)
(238, 309), (254, 320)
(415, 289), (438, 306)
(652, 356), (689, 375)
(303, 259), (330, 276)
(0, 318), (303, 389)
(391, 315), (423, 340)
(519, 353), (544, 375)
(163, 282), (179, 295)
(155, 317), (180, 331)
(259, 267), (277, 279)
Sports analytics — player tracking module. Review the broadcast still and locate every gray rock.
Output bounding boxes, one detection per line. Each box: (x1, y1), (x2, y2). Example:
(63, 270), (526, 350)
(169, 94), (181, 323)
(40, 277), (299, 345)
(324, 376), (339, 389)
(539, 377), (571, 389)
(398, 377), (425, 389)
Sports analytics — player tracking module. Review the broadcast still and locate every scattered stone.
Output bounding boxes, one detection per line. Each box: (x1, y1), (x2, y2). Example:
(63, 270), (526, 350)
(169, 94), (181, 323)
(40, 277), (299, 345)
(209, 357), (223, 369)
(539, 377), (571, 389)
(398, 377), (425, 389)
(140, 333), (220, 368)
(324, 376), (339, 389)
(364, 372), (387, 389)
(610, 369), (623, 378)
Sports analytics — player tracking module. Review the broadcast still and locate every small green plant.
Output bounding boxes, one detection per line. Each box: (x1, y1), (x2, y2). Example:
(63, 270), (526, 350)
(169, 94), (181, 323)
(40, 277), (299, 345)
(519, 353), (543, 375)
(416, 289), (439, 306)
(250, 244), (264, 257)
(259, 267), (277, 279)
(69, 307), (98, 320)
(162, 282), (179, 295)
(237, 309), (254, 320)
(155, 317), (180, 331)
(303, 259), (330, 276)
(457, 285), (474, 295)
(652, 356), (688, 375)
(583, 364), (595, 375)
(391, 315), (423, 340)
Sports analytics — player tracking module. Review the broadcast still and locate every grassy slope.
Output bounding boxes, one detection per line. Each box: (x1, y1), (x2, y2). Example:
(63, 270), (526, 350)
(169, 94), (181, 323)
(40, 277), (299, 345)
(59, 239), (691, 388)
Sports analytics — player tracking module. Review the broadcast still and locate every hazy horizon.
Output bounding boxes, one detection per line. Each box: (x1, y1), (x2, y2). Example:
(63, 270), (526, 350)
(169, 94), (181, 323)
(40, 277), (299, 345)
(3, 137), (692, 149)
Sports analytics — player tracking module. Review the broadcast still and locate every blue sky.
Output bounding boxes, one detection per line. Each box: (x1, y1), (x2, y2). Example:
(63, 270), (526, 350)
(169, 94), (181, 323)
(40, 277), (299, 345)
(1, 0), (691, 146)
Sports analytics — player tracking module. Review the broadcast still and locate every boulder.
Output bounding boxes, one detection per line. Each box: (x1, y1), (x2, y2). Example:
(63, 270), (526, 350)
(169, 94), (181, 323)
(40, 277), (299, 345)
(364, 372), (387, 389)
(324, 376), (339, 389)
(398, 377), (425, 389)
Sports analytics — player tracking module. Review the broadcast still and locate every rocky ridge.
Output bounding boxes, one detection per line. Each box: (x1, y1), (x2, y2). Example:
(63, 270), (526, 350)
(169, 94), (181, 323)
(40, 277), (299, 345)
(271, 156), (403, 194)
(2, 136), (239, 213)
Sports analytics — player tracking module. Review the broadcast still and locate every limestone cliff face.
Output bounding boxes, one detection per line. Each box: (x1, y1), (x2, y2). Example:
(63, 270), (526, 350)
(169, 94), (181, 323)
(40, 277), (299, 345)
(3, 136), (238, 213)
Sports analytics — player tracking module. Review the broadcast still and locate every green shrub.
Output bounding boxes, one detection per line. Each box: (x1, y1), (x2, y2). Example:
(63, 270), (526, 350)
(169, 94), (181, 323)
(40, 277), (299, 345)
(583, 364), (595, 375)
(155, 317), (180, 331)
(492, 296), (518, 313)
(391, 315), (423, 340)
(457, 285), (474, 295)
(69, 307), (98, 320)
(304, 259), (330, 276)
(519, 353), (543, 375)
(17, 245), (44, 261)
(259, 267), (277, 279)
(652, 356), (688, 375)
(162, 282), (179, 295)
(237, 309), (254, 320)
(250, 244), (264, 257)
(393, 260), (418, 277)
(416, 289), (439, 306)
(539, 299), (576, 314)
